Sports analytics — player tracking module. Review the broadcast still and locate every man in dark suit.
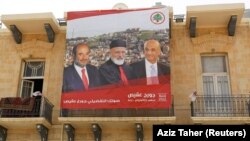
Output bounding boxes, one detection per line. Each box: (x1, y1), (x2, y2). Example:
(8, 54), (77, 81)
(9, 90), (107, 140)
(130, 39), (170, 85)
(62, 43), (100, 92)
(99, 39), (134, 86)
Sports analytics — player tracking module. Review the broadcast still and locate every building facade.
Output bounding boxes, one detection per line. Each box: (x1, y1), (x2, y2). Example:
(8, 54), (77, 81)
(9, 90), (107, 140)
(0, 3), (249, 141)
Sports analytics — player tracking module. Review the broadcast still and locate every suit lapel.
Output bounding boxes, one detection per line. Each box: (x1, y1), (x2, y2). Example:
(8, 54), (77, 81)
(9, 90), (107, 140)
(86, 65), (94, 88)
(71, 65), (85, 89)
(157, 63), (162, 75)
(141, 60), (146, 77)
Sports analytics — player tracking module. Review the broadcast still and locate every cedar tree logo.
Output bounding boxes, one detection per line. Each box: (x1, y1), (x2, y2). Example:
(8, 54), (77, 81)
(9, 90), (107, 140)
(150, 11), (165, 24)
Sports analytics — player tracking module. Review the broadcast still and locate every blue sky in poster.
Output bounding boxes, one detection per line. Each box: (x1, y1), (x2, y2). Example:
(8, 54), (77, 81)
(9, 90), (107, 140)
(67, 8), (169, 38)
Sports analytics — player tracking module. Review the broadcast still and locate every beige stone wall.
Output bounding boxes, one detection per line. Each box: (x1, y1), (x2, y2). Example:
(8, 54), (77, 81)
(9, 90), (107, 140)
(0, 32), (65, 97)
(229, 25), (250, 94)
(0, 31), (21, 96)
(0, 19), (250, 141)
(170, 23), (250, 124)
(0, 30), (66, 122)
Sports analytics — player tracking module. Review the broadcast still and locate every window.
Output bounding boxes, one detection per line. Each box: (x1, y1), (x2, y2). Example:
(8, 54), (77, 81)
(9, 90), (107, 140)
(201, 55), (232, 115)
(19, 60), (45, 98)
(201, 56), (230, 96)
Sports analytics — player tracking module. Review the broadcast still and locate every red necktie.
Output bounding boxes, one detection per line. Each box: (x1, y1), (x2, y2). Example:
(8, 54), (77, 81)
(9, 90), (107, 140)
(81, 68), (89, 90)
(119, 66), (128, 85)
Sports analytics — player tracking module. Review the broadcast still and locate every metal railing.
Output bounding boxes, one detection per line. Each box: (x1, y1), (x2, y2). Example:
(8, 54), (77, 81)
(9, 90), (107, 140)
(0, 96), (54, 123)
(191, 95), (250, 117)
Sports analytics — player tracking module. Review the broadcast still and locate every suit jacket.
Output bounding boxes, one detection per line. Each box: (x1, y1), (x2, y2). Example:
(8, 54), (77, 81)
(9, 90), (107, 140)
(99, 59), (134, 86)
(62, 64), (100, 93)
(130, 59), (170, 84)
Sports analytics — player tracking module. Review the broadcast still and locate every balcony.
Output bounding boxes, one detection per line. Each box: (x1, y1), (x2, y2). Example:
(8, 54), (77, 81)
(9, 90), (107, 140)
(0, 96), (54, 129)
(191, 95), (250, 124)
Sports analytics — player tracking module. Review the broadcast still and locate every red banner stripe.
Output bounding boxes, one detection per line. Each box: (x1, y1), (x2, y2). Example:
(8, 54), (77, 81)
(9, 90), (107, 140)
(61, 84), (171, 109)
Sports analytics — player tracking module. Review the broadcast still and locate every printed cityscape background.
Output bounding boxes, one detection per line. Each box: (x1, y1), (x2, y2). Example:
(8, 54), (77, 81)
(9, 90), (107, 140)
(65, 28), (170, 67)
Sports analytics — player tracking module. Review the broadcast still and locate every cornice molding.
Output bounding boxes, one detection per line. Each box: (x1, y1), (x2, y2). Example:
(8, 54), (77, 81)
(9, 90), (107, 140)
(191, 33), (235, 48)
(15, 39), (53, 58)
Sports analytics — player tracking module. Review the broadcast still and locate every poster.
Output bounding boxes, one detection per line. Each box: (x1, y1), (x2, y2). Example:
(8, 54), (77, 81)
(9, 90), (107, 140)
(61, 7), (171, 110)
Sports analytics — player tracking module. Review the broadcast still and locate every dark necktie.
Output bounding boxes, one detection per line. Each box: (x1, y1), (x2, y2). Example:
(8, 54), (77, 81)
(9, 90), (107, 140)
(119, 66), (128, 85)
(81, 68), (89, 90)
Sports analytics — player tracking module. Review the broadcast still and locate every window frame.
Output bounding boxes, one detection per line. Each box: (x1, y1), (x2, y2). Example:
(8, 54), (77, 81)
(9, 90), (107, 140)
(201, 54), (231, 96)
(19, 59), (45, 98)
(200, 54), (232, 115)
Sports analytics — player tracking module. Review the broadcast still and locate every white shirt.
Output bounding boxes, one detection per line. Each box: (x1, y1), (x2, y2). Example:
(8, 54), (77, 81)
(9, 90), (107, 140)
(145, 59), (159, 85)
(189, 91), (197, 102)
(145, 59), (158, 78)
(74, 64), (89, 83)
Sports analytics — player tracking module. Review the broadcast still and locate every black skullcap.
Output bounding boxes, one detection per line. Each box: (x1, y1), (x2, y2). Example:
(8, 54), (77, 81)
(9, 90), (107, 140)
(110, 39), (126, 49)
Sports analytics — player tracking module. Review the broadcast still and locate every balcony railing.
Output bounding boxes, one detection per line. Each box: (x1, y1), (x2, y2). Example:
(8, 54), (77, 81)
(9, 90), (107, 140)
(191, 95), (250, 117)
(0, 96), (54, 124)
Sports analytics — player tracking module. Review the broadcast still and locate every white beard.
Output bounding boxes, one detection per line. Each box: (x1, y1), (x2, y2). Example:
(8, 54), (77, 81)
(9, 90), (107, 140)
(111, 57), (124, 65)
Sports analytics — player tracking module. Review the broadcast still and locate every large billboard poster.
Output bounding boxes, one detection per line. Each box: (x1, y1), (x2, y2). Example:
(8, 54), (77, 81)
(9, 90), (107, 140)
(61, 7), (171, 110)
